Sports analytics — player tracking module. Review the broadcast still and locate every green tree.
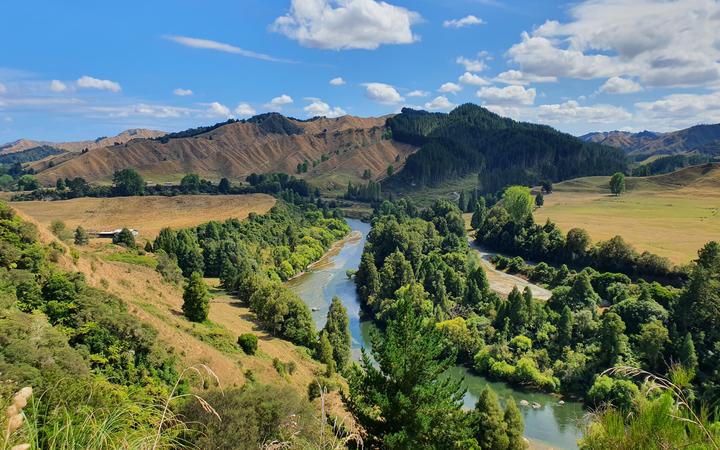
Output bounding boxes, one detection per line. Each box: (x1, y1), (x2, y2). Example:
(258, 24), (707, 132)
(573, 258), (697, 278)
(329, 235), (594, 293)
(317, 330), (336, 376)
(237, 333), (258, 355)
(112, 228), (136, 248)
(471, 386), (509, 450)
(55, 178), (66, 191)
(636, 320), (668, 371)
(470, 198), (487, 230)
(324, 296), (351, 370)
(387, 165), (395, 177)
(504, 398), (527, 450)
(180, 173), (201, 194)
(678, 332), (698, 373)
(73, 226), (89, 245)
(502, 186), (533, 223)
(566, 228), (591, 258)
(218, 177), (231, 194)
(610, 172), (626, 196)
(598, 312), (628, 368)
(347, 291), (468, 448)
(112, 168), (144, 196)
(541, 180), (553, 194)
(182, 272), (210, 322)
(535, 192), (544, 207)
(17, 174), (39, 191)
(458, 190), (467, 213)
(558, 305), (574, 350)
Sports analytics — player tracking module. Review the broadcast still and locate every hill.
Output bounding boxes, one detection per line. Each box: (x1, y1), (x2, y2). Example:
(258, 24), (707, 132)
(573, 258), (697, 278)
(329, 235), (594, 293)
(581, 124), (720, 159)
(0, 128), (166, 156)
(384, 104), (627, 193)
(534, 163), (720, 263)
(32, 114), (416, 190)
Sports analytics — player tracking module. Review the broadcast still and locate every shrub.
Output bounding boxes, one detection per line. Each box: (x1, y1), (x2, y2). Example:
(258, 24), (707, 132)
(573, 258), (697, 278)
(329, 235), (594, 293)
(112, 228), (136, 248)
(50, 220), (72, 241)
(237, 333), (258, 355)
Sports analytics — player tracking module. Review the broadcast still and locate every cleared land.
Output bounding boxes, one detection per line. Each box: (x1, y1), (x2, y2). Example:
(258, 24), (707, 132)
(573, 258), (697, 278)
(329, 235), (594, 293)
(11, 194), (275, 239)
(534, 164), (720, 264)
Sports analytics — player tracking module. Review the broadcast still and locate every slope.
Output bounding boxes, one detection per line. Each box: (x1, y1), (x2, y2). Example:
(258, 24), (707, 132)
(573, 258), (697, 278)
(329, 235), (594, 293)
(581, 124), (720, 158)
(0, 128), (166, 155)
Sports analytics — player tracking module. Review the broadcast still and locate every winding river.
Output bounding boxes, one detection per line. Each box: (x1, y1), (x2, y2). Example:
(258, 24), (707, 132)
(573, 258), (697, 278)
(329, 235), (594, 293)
(288, 219), (585, 449)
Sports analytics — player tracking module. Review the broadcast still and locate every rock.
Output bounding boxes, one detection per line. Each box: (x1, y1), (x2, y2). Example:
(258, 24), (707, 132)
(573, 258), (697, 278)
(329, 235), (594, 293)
(519, 399), (530, 407)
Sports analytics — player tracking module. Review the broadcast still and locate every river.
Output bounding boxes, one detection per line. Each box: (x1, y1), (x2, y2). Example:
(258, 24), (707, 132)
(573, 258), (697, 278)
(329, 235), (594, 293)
(287, 219), (585, 449)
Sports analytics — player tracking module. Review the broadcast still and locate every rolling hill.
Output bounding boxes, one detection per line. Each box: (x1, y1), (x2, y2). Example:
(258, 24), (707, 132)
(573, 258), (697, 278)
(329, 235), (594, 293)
(581, 123), (720, 159)
(0, 128), (166, 155)
(32, 114), (416, 190)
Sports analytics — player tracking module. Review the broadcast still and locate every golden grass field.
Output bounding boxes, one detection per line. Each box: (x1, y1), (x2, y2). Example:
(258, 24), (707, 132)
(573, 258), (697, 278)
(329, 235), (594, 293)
(11, 194), (276, 239)
(534, 164), (720, 264)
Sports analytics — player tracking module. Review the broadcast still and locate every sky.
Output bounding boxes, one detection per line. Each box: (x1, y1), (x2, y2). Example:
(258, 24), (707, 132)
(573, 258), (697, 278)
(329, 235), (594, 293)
(1, 0), (719, 142)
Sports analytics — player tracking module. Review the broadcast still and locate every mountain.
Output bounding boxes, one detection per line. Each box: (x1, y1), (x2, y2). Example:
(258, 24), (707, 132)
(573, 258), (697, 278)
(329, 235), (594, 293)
(0, 128), (166, 157)
(581, 124), (720, 159)
(384, 104), (627, 193)
(32, 114), (416, 189)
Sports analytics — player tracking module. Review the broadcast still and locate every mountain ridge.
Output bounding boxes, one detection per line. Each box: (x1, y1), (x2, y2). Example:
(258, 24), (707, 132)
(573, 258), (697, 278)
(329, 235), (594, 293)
(0, 128), (167, 156)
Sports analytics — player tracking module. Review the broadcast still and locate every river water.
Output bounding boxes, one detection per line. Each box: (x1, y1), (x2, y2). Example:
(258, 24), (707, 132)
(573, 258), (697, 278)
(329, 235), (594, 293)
(287, 219), (585, 449)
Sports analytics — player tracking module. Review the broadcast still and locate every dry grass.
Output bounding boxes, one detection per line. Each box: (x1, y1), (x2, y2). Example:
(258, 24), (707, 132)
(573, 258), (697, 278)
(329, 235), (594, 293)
(10, 194), (275, 239)
(534, 165), (720, 264)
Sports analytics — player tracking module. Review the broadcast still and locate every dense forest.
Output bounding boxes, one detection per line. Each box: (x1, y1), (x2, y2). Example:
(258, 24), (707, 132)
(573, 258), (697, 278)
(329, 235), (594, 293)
(384, 104), (627, 192)
(631, 153), (714, 176)
(0, 145), (65, 165)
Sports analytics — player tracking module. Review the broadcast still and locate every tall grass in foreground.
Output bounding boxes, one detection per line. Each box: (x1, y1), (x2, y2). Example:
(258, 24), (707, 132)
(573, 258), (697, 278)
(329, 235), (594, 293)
(580, 366), (720, 450)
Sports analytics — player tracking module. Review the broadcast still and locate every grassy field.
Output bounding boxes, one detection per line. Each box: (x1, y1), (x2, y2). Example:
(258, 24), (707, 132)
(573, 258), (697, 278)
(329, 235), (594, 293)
(534, 164), (720, 264)
(11, 194), (275, 239)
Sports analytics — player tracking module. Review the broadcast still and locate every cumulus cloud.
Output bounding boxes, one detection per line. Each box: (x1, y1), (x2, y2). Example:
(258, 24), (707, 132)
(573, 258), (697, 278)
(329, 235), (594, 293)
(173, 88), (193, 96)
(443, 15), (484, 28)
(407, 90), (430, 97)
(265, 94), (294, 109)
(234, 102), (256, 117)
(208, 102), (232, 117)
(271, 0), (420, 50)
(477, 85), (536, 105)
(304, 99), (347, 117)
(456, 56), (487, 72)
(424, 96), (455, 111)
(330, 77), (346, 86)
(506, 0), (720, 87)
(599, 77), (643, 94)
(90, 103), (192, 119)
(636, 90), (720, 127)
(50, 80), (67, 92)
(439, 82), (462, 94)
(536, 100), (632, 124)
(363, 83), (404, 104)
(494, 70), (557, 85)
(459, 72), (491, 86)
(76, 76), (121, 92)
(164, 35), (291, 63)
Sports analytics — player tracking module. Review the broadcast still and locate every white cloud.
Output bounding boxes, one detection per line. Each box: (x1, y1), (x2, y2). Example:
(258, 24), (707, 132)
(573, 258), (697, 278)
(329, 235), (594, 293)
(407, 90), (429, 97)
(536, 100), (632, 124)
(494, 70), (557, 85)
(477, 85), (536, 105)
(173, 88), (193, 96)
(424, 96), (455, 111)
(363, 82), (404, 104)
(439, 82), (462, 94)
(50, 80), (67, 92)
(265, 94), (294, 109)
(90, 103), (192, 119)
(76, 76), (121, 92)
(599, 77), (643, 94)
(636, 90), (720, 127)
(443, 15), (484, 28)
(234, 102), (256, 117)
(0, 83), (6, 94)
(330, 77), (346, 86)
(304, 99), (347, 117)
(506, 0), (720, 88)
(459, 72), (491, 86)
(271, 0), (420, 50)
(456, 56), (487, 72)
(165, 35), (292, 63)
(208, 102), (232, 118)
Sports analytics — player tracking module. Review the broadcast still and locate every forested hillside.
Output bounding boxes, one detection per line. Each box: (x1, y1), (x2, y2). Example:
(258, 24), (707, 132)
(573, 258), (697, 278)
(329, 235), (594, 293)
(385, 104), (627, 192)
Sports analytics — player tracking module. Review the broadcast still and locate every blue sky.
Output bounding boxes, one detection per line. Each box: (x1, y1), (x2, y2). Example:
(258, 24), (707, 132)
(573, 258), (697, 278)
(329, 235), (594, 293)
(1, 0), (719, 142)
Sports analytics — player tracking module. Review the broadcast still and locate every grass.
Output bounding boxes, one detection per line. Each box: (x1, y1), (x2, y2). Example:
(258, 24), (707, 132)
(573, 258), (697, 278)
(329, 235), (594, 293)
(102, 251), (157, 269)
(10, 194), (276, 239)
(534, 164), (720, 264)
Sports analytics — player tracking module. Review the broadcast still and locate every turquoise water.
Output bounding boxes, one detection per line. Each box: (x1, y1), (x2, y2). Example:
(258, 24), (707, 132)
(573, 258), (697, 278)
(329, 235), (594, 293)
(288, 219), (585, 449)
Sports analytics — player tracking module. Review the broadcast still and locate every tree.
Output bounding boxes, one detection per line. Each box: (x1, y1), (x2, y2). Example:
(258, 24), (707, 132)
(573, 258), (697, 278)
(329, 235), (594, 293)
(679, 332), (698, 373)
(183, 272), (210, 322)
(112, 228), (136, 248)
(636, 320), (668, 371)
(502, 186), (533, 223)
(16, 175), (39, 191)
(566, 228), (591, 258)
(112, 168), (144, 196)
(180, 173), (201, 194)
(55, 178), (66, 191)
(387, 165), (395, 177)
(541, 180), (553, 194)
(535, 192), (544, 207)
(317, 330), (336, 376)
(73, 226), (89, 245)
(218, 177), (231, 194)
(610, 172), (626, 196)
(504, 398), (527, 450)
(470, 198), (487, 230)
(471, 386), (509, 450)
(458, 190), (467, 213)
(558, 305), (574, 350)
(347, 291), (468, 448)
(598, 312), (628, 368)
(324, 297), (351, 370)
(237, 333), (258, 355)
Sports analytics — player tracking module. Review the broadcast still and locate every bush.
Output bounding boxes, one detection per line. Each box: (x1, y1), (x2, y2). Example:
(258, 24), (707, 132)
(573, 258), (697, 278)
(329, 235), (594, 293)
(237, 333), (258, 355)
(112, 228), (136, 248)
(50, 220), (72, 241)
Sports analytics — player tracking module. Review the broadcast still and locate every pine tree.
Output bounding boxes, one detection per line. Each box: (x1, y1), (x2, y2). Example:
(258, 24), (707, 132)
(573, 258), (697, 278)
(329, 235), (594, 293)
(558, 306), (574, 350)
(471, 386), (509, 450)
(183, 272), (210, 322)
(317, 330), (336, 376)
(679, 332), (699, 373)
(356, 252), (380, 305)
(324, 297), (351, 370)
(458, 190), (467, 213)
(470, 198), (487, 230)
(218, 177), (231, 194)
(535, 192), (544, 207)
(598, 312), (628, 368)
(504, 398), (527, 450)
